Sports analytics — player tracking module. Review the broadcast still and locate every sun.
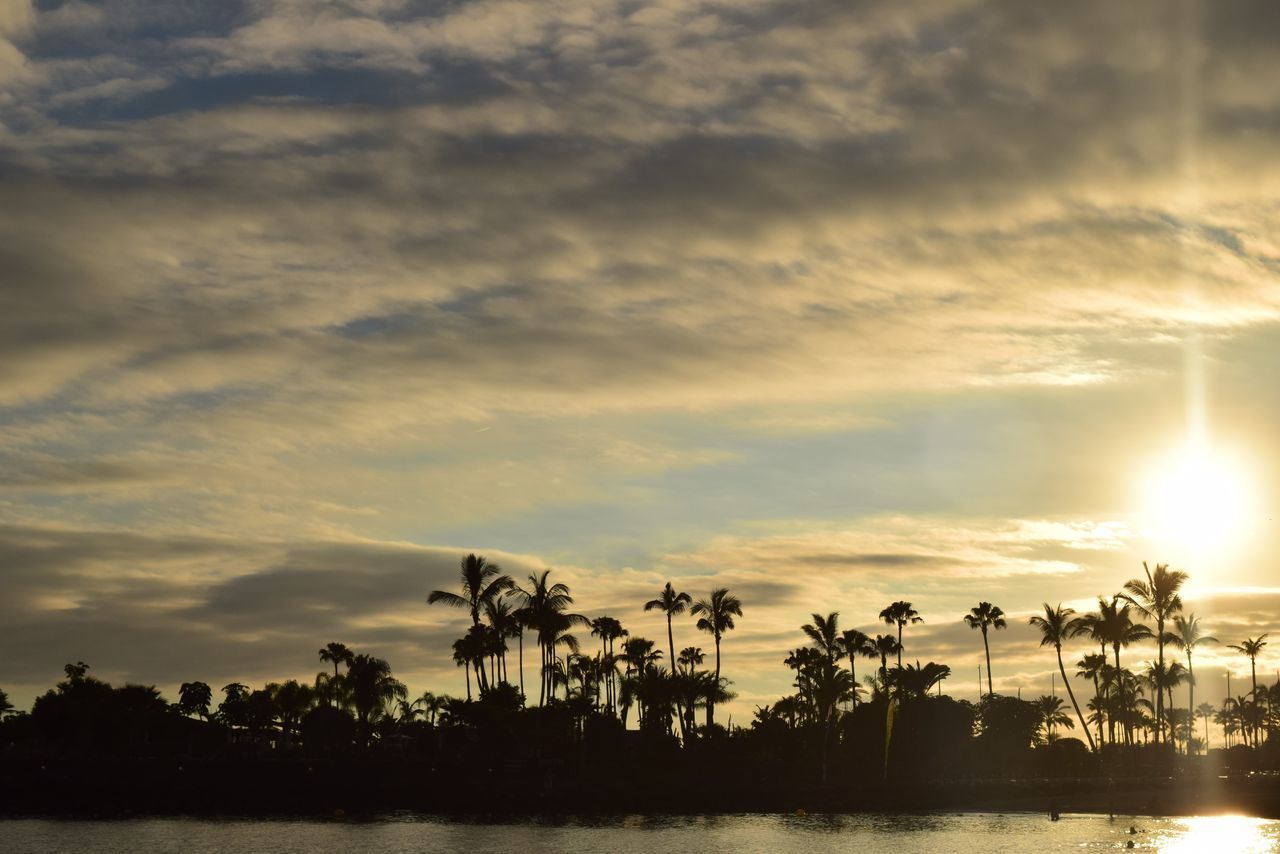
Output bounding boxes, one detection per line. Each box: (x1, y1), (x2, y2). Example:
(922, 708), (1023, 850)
(1140, 439), (1254, 556)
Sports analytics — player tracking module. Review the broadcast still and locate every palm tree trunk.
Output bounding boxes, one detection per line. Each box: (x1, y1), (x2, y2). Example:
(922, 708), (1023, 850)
(982, 626), (993, 696)
(708, 635), (722, 728)
(1252, 658), (1259, 745)
(668, 613), (687, 742)
(464, 662), (472, 701)
(1154, 617), (1164, 746)
(1187, 654), (1194, 756)
(897, 624), (903, 668)
(518, 632), (525, 702)
(1058, 645), (1095, 752)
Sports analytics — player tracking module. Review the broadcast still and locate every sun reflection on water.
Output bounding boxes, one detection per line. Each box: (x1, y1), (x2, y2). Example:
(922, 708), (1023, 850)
(1156, 815), (1275, 853)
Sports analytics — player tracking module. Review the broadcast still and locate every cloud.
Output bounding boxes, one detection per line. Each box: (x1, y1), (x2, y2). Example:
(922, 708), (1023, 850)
(2, 0), (1280, 721)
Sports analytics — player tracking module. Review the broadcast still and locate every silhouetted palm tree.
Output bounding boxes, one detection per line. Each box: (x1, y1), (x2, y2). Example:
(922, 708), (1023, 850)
(268, 679), (315, 746)
(508, 569), (588, 705)
(1076, 652), (1109, 747)
(1196, 701), (1215, 753)
(1029, 603), (1095, 752)
(1121, 562), (1187, 745)
(1035, 695), (1074, 743)
(879, 601), (922, 667)
(1091, 596), (1151, 744)
(1229, 635), (1268, 744)
(484, 597), (520, 686)
(0, 688), (12, 718)
(873, 633), (901, 694)
(886, 661), (950, 698)
(644, 582), (692, 739)
(840, 629), (876, 707)
(428, 554), (513, 690)
(802, 612), (844, 665)
(1170, 614), (1216, 755)
(964, 602), (1007, 696)
(691, 587), (742, 728)
(318, 642), (353, 707)
(346, 654), (404, 742)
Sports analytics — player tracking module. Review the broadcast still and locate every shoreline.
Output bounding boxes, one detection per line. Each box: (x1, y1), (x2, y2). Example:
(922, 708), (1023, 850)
(4, 759), (1280, 820)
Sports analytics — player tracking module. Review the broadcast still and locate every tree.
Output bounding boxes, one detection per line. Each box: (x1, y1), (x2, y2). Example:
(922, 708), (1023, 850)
(1029, 604), (1095, 752)
(345, 654), (404, 743)
(1121, 561), (1187, 745)
(840, 629), (877, 708)
(0, 688), (12, 718)
(177, 681), (213, 720)
(1196, 701), (1216, 753)
(879, 601), (923, 667)
(808, 659), (854, 782)
(644, 582), (693, 740)
(428, 554), (513, 691)
(874, 634), (902, 694)
(886, 661), (951, 699)
(1076, 652), (1109, 747)
(1170, 614), (1216, 756)
(268, 679), (316, 746)
(1034, 695), (1074, 744)
(508, 570), (588, 706)
(318, 642), (353, 706)
(964, 602), (1007, 697)
(1228, 635), (1268, 745)
(691, 587), (742, 729)
(1089, 596), (1151, 745)
(802, 612), (844, 664)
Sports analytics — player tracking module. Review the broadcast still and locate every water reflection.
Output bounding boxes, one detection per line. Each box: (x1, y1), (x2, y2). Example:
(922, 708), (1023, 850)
(1158, 815), (1274, 853)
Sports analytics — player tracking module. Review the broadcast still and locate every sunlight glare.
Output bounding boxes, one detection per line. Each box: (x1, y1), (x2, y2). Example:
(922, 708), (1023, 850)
(1140, 439), (1254, 557)
(1158, 815), (1275, 853)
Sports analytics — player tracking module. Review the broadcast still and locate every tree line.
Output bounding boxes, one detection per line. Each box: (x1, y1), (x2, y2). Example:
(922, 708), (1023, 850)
(2, 556), (1277, 780)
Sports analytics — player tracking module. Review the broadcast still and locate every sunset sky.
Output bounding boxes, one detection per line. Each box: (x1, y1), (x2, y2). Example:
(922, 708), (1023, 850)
(3, 0), (1280, 731)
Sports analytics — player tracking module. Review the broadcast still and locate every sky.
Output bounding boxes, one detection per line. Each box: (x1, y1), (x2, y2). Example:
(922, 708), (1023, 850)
(3, 0), (1280, 737)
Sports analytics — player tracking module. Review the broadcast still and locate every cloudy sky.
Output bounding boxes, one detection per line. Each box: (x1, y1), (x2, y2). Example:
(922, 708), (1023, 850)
(3, 0), (1280, 731)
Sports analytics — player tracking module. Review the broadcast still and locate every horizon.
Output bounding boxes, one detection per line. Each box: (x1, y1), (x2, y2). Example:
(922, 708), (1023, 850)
(3, 0), (1280, 739)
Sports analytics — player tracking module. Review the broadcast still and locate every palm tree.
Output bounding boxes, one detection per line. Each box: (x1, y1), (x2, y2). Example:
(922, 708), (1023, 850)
(508, 569), (588, 705)
(879, 601), (923, 667)
(644, 582), (693, 739)
(964, 602), (1007, 696)
(1196, 701), (1216, 753)
(1029, 604), (1096, 752)
(1229, 635), (1268, 744)
(1170, 614), (1217, 755)
(1092, 596), (1151, 745)
(428, 554), (513, 690)
(0, 688), (11, 718)
(801, 612), (844, 664)
(873, 634), (901, 694)
(346, 654), (404, 742)
(318, 642), (353, 706)
(1035, 695), (1075, 743)
(1076, 652), (1108, 747)
(678, 645), (705, 674)
(840, 629), (877, 708)
(1121, 561), (1187, 745)
(268, 679), (315, 746)
(809, 659), (854, 782)
(886, 661), (950, 699)
(691, 587), (742, 728)
(484, 597), (520, 686)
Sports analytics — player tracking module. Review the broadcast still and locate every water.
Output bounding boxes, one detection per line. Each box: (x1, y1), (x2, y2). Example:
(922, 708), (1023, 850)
(3, 813), (1278, 853)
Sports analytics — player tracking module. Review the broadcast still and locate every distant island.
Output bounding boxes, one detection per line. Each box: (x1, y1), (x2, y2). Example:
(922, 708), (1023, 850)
(3, 557), (1279, 817)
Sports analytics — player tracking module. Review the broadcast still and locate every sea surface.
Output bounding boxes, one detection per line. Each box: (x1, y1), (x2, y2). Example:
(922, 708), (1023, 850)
(4, 812), (1278, 853)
